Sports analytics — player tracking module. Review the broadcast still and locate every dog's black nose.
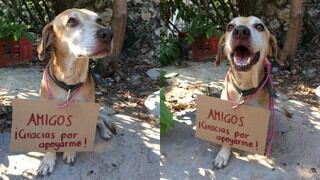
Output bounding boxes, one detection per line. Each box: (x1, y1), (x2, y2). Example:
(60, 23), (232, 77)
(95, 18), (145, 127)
(97, 28), (113, 42)
(233, 25), (250, 39)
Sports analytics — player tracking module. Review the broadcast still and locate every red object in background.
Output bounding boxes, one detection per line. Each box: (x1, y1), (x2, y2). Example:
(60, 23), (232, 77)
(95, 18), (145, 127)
(192, 35), (219, 61)
(0, 37), (33, 67)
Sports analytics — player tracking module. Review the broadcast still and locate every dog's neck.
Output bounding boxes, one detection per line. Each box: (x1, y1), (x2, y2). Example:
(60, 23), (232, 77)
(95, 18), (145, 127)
(230, 65), (265, 91)
(50, 49), (89, 85)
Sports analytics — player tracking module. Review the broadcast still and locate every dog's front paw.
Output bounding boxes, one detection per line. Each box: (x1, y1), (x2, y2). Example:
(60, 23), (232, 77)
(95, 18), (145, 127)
(213, 146), (231, 169)
(98, 119), (113, 140)
(37, 152), (56, 176)
(97, 115), (117, 140)
(63, 151), (76, 165)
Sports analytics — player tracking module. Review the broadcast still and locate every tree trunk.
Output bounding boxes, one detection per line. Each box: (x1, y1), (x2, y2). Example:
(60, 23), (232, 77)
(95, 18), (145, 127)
(281, 0), (304, 64)
(99, 0), (127, 78)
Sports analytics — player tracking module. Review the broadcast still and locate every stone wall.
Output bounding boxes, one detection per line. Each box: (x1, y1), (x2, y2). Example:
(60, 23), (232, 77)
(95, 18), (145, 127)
(261, 0), (290, 46)
(260, 0), (320, 52)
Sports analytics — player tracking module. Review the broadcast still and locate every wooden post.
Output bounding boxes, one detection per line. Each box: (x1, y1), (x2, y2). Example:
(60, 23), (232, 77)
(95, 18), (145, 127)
(281, 0), (304, 64)
(100, 0), (127, 77)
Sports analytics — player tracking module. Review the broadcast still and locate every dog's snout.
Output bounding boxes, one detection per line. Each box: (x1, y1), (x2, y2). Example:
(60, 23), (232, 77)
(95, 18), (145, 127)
(233, 25), (250, 39)
(97, 28), (113, 42)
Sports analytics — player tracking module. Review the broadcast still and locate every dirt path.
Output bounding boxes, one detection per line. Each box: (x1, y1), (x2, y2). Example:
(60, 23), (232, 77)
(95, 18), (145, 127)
(161, 61), (320, 179)
(0, 65), (159, 180)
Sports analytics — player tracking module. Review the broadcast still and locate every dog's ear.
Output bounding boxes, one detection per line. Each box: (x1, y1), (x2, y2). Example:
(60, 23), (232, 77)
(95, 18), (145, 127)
(269, 34), (284, 65)
(215, 34), (225, 66)
(37, 22), (53, 61)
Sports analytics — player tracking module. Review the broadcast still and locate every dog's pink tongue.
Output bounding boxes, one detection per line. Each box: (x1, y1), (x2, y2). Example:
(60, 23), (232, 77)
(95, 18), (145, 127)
(234, 50), (249, 63)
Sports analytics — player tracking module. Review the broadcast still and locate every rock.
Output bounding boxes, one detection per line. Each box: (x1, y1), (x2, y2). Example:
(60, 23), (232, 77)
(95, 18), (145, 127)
(95, 91), (103, 95)
(142, 58), (153, 64)
(144, 91), (160, 118)
(104, 77), (115, 86)
(306, 68), (317, 78)
(152, 0), (160, 4)
(133, 0), (143, 4)
(291, 68), (297, 75)
(276, 0), (287, 7)
(307, 8), (320, 18)
(277, 8), (291, 23)
(315, 86), (320, 99)
(154, 27), (160, 37)
(114, 75), (121, 83)
(164, 72), (179, 78)
(100, 8), (113, 24)
(272, 66), (279, 73)
(141, 48), (149, 54)
(130, 75), (141, 86)
(146, 68), (160, 80)
(269, 18), (280, 30)
(141, 10), (151, 21)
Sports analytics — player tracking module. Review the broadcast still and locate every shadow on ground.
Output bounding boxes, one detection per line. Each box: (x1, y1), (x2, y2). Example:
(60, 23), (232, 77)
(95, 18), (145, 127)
(0, 66), (160, 180)
(1, 114), (160, 180)
(161, 61), (320, 179)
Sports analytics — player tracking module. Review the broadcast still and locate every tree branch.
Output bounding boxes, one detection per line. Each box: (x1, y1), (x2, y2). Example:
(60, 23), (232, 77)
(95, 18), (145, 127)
(30, 0), (47, 25)
(42, 0), (54, 21)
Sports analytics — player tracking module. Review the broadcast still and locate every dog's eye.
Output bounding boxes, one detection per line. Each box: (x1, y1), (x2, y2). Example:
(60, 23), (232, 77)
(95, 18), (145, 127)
(254, 23), (265, 31)
(67, 17), (78, 27)
(226, 24), (234, 31)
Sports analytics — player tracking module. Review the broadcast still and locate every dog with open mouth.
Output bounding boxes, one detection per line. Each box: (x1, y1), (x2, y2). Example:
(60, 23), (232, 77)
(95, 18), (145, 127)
(214, 16), (283, 168)
(36, 8), (116, 175)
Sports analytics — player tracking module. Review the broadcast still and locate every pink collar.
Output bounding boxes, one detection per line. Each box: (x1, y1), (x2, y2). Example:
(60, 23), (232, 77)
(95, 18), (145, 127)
(44, 63), (82, 109)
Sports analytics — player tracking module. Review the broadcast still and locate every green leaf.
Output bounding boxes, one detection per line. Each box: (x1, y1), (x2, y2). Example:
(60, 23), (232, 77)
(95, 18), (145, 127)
(23, 32), (34, 41)
(13, 30), (21, 42)
(160, 91), (174, 135)
(160, 101), (174, 135)
(160, 91), (166, 101)
(160, 70), (167, 88)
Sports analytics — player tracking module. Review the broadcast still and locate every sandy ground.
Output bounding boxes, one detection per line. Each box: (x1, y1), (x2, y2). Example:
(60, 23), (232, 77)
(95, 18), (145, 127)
(0, 65), (160, 180)
(161, 61), (320, 180)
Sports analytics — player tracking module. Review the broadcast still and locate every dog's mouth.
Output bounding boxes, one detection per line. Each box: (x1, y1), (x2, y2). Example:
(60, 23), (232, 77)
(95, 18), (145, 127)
(88, 44), (112, 58)
(90, 48), (109, 57)
(230, 45), (260, 71)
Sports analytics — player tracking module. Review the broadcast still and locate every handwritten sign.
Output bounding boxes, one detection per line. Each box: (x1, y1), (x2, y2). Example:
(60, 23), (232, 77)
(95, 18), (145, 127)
(10, 99), (99, 152)
(196, 95), (270, 154)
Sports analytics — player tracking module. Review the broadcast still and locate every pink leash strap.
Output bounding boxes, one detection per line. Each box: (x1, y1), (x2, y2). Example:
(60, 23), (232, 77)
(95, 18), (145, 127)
(265, 59), (276, 157)
(44, 63), (82, 109)
(226, 59), (276, 157)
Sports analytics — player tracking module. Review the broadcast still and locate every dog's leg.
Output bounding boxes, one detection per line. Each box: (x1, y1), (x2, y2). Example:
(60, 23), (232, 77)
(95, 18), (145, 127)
(213, 89), (232, 168)
(213, 146), (231, 169)
(63, 151), (76, 165)
(97, 113), (116, 140)
(97, 119), (112, 140)
(37, 152), (56, 176)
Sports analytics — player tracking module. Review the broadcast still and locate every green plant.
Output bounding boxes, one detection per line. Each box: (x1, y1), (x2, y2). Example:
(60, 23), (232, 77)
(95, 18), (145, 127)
(161, 0), (236, 38)
(160, 70), (168, 87)
(0, 11), (33, 41)
(160, 35), (181, 67)
(185, 12), (223, 44)
(0, 23), (33, 41)
(160, 91), (174, 135)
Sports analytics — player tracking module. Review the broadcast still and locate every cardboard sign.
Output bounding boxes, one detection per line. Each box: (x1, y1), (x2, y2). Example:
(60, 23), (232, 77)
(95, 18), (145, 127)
(196, 95), (270, 154)
(10, 99), (99, 152)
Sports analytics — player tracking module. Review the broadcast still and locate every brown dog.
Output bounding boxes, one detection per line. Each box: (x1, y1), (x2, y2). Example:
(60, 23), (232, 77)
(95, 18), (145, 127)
(214, 16), (283, 168)
(37, 8), (114, 175)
